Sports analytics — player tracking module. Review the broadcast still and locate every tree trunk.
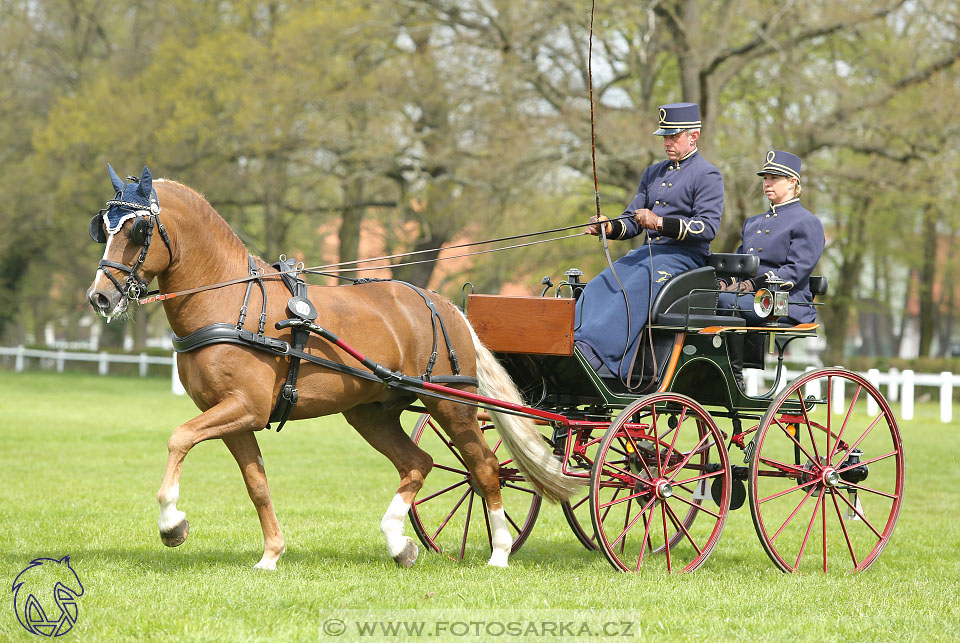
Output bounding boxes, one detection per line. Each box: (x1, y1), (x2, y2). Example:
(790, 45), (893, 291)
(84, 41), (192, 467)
(917, 204), (938, 357)
(337, 177), (365, 281)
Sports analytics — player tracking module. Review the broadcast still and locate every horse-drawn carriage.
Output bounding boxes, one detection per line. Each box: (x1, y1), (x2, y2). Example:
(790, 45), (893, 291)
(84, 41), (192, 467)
(408, 255), (904, 573)
(87, 168), (903, 574)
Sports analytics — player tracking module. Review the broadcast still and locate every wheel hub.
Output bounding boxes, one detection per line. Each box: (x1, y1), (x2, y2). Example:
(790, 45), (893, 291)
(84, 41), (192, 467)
(821, 468), (840, 488)
(655, 479), (674, 499)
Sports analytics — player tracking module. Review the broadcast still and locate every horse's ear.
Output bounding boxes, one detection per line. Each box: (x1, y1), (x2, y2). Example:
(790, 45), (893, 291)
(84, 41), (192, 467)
(108, 163), (125, 193)
(138, 166), (153, 198)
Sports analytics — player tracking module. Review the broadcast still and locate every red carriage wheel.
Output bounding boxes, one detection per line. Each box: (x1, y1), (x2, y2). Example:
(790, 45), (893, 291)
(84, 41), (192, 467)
(748, 368), (904, 573)
(407, 413), (542, 560)
(589, 394), (730, 572)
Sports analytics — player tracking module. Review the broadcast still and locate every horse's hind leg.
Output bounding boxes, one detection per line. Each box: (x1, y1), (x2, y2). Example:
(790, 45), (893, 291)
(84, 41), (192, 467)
(343, 405), (433, 568)
(222, 432), (285, 570)
(424, 398), (511, 567)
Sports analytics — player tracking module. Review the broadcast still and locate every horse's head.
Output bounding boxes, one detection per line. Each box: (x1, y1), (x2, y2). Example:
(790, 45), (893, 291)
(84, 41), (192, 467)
(86, 164), (173, 320)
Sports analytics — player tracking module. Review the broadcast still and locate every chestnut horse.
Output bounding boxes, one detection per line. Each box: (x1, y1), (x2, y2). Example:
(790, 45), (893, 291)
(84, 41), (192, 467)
(86, 166), (580, 569)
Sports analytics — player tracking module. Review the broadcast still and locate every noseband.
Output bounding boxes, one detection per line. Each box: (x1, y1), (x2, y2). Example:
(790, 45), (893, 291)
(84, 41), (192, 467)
(91, 195), (173, 301)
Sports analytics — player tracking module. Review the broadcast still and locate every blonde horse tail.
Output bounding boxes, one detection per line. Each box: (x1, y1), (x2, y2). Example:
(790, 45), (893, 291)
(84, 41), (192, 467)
(463, 317), (586, 504)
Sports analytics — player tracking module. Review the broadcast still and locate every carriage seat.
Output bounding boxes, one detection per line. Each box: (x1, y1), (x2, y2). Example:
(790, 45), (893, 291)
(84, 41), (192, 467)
(810, 275), (828, 296)
(707, 252), (760, 279)
(651, 266), (745, 328)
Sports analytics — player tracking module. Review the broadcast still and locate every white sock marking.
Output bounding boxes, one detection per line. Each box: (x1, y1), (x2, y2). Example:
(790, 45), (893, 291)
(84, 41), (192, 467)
(380, 494), (411, 558)
(158, 483), (187, 532)
(487, 507), (512, 567)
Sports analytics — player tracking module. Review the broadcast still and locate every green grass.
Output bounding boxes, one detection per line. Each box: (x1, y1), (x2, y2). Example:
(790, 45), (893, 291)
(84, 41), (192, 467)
(1, 370), (958, 641)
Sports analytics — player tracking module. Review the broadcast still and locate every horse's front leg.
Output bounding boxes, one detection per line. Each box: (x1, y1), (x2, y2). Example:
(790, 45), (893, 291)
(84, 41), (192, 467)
(222, 432), (285, 570)
(157, 396), (267, 553)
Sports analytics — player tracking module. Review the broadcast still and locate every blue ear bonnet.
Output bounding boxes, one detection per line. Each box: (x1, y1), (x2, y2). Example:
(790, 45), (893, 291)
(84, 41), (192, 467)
(103, 164), (159, 234)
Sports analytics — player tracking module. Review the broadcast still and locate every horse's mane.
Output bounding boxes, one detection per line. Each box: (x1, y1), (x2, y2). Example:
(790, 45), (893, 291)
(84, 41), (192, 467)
(155, 178), (248, 253)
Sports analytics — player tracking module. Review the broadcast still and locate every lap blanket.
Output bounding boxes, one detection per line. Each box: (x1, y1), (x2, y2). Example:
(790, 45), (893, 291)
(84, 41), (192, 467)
(575, 245), (702, 383)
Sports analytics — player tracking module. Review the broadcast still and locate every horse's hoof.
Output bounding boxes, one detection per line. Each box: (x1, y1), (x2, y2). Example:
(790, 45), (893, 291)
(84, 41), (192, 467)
(393, 538), (418, 568)
(160, 519), (189, 547)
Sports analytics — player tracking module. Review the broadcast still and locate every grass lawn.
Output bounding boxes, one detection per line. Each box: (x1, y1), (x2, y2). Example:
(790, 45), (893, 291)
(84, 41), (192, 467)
(1, 370), (958, 641)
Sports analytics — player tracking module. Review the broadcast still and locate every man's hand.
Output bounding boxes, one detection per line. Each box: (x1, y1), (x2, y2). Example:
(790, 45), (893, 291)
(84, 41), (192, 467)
(634, 208), (662, 231)
(586, 214), (612, 236)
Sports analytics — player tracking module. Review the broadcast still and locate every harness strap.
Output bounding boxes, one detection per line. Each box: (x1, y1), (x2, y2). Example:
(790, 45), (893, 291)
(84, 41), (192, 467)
(171, 322), (479, 391)
(355, 278), (461, 379)
(269, 258), (310, 432)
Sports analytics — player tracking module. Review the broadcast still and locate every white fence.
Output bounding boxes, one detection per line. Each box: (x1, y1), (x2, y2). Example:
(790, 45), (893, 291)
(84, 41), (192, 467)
(745, 366), (958, 423)
(2, 345), (957, 423)
(0, 345), (183, 394)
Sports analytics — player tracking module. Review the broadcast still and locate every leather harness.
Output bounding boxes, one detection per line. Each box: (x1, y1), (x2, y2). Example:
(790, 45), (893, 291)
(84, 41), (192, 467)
(171, 256), (478, 431)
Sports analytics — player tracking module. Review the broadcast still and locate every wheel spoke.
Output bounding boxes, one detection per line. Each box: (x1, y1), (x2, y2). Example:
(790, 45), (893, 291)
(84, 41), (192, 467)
(771, 415), (819, 465)
(661, 502), (672, 572)
(608, 495), (657, 549)
(415, 479), (469, 505)
(664, 501), (703, 556)
(829, 491), (860, 569)
(835, 489), (884, 539)
(759, 477), (819, 505)
(793, 492), (824, 571)
(842, 414), (889, 460)
(829, 384), (862, 461)
(432, 488), (472, 542)
(769, 486), (816, 543)
(433, 462), (469, 476)
(668, 491), (723, 520)
(429, 420), (469, 468)
(757, 455), (807, 477)
(797, 388), (823, 463)
(661, 407), (687, 468)
(460, 492), (476, 560)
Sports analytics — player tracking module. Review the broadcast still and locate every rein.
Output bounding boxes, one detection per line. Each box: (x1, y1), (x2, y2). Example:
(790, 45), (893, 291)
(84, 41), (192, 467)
(136, 216), (634, 306)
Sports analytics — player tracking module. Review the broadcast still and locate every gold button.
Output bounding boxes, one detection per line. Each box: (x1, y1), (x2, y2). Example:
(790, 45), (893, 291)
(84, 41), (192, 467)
(668, 183), (673, 187)
(765, 214), (770, 218)
(765, 230), (770, 234)
(773, 213), (777, 217)
(757, 230), (762, 234)
(758, 248), (763, 251)
(655, 200), (660, 205)
(749, 248), (754, 252)
(661, 182), (666, 187)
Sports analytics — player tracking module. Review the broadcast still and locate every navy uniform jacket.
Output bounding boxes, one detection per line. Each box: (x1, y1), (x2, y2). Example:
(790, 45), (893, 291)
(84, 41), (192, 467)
(575, 149), (724, 382)
(733, 198), (825, 322)
(608, 149), (724, 257)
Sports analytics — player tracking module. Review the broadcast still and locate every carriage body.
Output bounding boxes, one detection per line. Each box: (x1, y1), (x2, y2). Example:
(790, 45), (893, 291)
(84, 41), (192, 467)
(411, 254), (904, 573)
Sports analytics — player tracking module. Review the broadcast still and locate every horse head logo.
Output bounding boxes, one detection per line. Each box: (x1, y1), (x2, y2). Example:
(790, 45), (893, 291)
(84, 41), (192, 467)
(11, 556), (84, 637)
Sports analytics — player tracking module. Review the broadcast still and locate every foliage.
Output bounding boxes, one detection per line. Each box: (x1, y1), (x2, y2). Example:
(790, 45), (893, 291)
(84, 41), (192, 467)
(2, 0), (960, 358)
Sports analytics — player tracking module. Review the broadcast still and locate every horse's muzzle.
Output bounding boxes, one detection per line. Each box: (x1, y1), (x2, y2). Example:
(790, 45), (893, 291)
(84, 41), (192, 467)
(87, 285), (124, 318)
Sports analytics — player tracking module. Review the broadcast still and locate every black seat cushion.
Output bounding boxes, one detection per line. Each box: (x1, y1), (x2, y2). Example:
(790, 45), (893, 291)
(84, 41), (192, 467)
(708, 253), (759, 279)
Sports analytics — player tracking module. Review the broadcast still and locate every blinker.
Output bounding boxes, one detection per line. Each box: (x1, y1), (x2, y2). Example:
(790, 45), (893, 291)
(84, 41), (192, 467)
(88, 212), (151, 246)
(129, 216), (150, 245)
(89, 213), (107, 244)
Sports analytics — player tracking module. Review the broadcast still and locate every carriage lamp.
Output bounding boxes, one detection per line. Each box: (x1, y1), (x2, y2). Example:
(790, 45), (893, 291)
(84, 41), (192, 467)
(753, 289), (774, 318)
(562, 268), (586, 300)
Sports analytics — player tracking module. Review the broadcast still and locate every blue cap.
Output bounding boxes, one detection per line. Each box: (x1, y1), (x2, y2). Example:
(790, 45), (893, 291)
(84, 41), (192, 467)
(653, 103), (701, 136)
(757, 150), (801, 180)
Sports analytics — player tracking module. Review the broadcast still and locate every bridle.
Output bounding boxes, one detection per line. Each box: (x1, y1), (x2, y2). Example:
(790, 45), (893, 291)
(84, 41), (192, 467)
(90, 186), (173, 301)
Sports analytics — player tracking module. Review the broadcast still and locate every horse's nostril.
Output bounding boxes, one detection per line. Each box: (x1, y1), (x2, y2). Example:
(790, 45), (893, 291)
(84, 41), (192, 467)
(90, 291), (111, 313)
